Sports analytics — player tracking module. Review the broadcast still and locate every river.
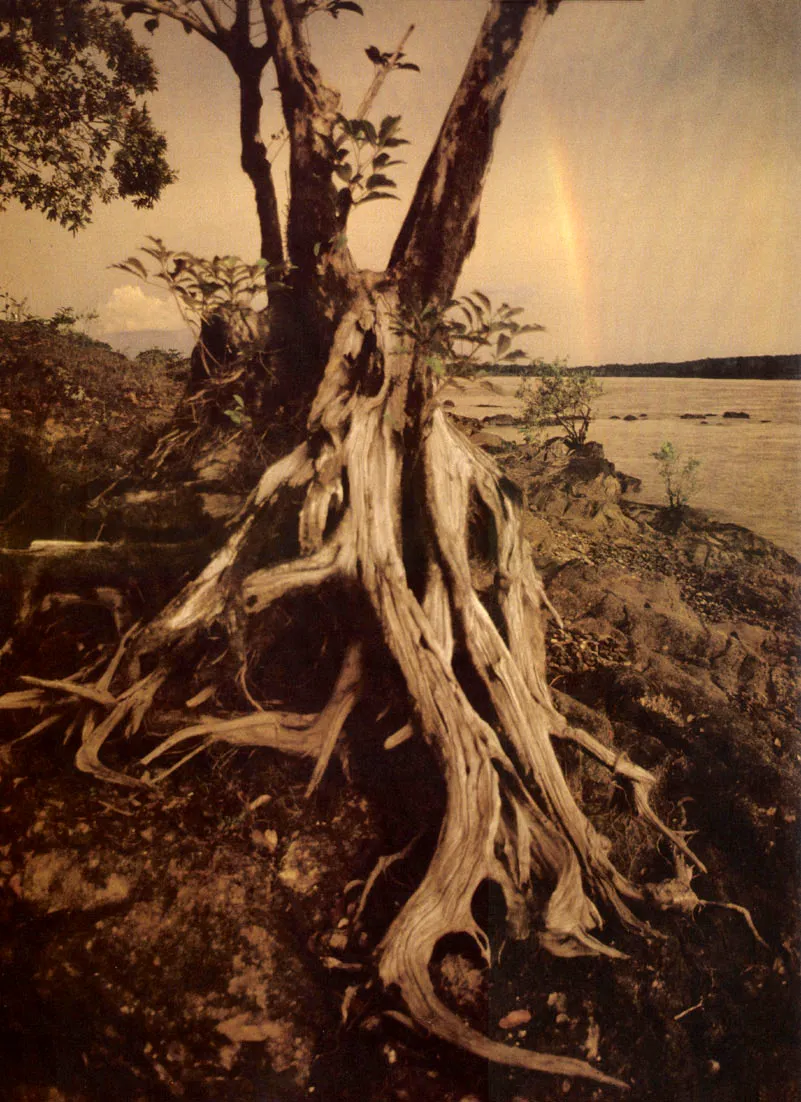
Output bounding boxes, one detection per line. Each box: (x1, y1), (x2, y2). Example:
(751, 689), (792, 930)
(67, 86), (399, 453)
(443, 376), (801, 559)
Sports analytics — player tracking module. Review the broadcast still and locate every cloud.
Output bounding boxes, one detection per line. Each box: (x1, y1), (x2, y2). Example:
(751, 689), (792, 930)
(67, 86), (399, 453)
(100, 285), (182, 333)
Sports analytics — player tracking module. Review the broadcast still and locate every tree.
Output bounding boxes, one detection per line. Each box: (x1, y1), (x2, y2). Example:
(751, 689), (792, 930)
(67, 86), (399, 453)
(517, 359), (603, 449)
(0, 1), (745, 1090)
(0, 0), (175, 231)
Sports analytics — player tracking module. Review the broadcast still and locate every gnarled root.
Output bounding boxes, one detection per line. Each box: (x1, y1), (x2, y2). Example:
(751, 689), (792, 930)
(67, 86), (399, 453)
(0, 284), (758, 1090)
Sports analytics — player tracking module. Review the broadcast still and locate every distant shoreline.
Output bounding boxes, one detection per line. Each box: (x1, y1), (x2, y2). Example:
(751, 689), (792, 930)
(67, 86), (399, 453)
(486, 354), (801, 381)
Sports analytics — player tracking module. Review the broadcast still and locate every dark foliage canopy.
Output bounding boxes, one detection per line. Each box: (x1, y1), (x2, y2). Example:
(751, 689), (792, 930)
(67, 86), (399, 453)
(0, 0), (175, 230)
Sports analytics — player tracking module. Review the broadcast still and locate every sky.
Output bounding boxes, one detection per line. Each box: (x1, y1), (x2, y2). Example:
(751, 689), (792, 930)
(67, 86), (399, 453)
(0, 0), (799, 365)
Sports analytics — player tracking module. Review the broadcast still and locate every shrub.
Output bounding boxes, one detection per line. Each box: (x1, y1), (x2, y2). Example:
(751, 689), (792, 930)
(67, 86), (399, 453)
(651, 441), (701, 511)
(516, 359), (603, 448)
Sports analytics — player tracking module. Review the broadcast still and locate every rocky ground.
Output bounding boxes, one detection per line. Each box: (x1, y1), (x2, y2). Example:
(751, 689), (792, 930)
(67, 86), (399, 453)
(0, 332), (799, 1101)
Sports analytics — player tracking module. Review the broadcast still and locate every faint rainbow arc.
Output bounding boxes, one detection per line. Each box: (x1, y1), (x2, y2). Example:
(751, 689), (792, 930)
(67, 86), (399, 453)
(544, 134), (598, 365)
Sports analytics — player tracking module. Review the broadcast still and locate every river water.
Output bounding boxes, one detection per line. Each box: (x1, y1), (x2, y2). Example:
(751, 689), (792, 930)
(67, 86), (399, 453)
(444, 376), (801, 559)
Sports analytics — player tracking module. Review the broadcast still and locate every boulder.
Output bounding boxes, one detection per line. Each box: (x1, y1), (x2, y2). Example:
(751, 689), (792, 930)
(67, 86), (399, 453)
(723, 410), (750, 419)
(471, 430), (507, 451)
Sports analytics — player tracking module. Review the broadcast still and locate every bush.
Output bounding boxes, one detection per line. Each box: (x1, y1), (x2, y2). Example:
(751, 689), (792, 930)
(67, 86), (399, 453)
(651, 441), (701, 510)
(516, 359), (602, 448)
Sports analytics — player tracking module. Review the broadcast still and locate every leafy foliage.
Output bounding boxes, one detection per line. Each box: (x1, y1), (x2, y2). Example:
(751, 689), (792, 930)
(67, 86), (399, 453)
(651, 441), (701, 511)
(393, 292), (544, 380)
(365, 44), (419, 72)
(517, 359), (603, 448)
(301, 0), (364, 18)
(112, 237), (286, 338)
(326, 112), (408, 211)
(0, 0), (176, 231)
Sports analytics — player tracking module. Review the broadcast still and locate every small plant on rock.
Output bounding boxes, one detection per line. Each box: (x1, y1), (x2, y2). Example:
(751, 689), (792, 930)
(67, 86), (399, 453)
(652, 441), (701, 511)
(517, 359), (603, 448)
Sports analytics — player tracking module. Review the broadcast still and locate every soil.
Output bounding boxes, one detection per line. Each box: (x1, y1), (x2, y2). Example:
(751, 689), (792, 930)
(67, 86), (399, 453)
(0, 329), (798, 1101)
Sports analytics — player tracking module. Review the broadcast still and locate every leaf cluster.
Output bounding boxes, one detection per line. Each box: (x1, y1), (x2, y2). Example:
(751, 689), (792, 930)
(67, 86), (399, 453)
(326, 112), (408, 211)
(112, 236), (286, 337)
(516, 359), (603, 448)
(393, 292), (544, 380)
(0, 0), (175, 231)
(301, 0), (363, 18)
(365, 44), (419, 72)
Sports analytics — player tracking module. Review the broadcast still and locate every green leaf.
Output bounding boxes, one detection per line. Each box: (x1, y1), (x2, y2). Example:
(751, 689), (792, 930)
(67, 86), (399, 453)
(397, 62), (420, 72)
(113, 256), (149, 280)
(355, 191), (399, 204)
(378, 115), (402, 143)
(334, 162), (354, 182)
(382, 137), (409, 148)
(496, 333), (511, 357)
(336, 1), (364, 14)
(365, 173), (395, 189)
(361, 119), (377, 146)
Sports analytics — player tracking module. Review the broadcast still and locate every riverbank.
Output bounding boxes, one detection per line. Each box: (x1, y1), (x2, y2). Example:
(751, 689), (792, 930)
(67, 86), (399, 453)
(441, 374), (801, 557)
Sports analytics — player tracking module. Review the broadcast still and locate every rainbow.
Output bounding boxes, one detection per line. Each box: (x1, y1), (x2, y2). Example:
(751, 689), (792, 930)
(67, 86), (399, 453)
(544, 131), (599, 364)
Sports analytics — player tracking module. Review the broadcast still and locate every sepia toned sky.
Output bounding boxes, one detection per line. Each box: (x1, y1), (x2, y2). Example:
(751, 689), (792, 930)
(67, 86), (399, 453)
(0, 0), (798, 365)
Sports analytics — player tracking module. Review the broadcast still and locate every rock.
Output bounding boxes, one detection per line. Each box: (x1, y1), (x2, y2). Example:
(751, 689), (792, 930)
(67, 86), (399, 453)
(19, 851), (133, 913)
(499, 1008), (532, 1030)
(482, 412), (521, 426)
(680, 413), (706, 419)
(437, 953), (485, 1012)
(723, 410), (750, 419)
(618, 472), (642, 494)
(471, 430), (507, 451)
(278, 837), (328, 898)
(623, 414), (638, 421)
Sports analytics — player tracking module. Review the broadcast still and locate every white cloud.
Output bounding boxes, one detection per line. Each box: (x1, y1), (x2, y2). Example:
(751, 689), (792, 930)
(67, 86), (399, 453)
(100, 285), (182, 333)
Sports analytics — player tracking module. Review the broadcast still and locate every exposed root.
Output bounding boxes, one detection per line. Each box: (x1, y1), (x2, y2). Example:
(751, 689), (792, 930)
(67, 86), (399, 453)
(351, 833), (421, 929)
(305, 640), (363, 796)
(0, 286), (750, 1091)
(140, 709), (323, 782)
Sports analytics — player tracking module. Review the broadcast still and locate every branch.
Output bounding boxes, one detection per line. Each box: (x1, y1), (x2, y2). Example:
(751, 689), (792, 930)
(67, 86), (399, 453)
(389, 0), (550, 305)
(104, 0), (223, 47)
(354, 23), (415, 121)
